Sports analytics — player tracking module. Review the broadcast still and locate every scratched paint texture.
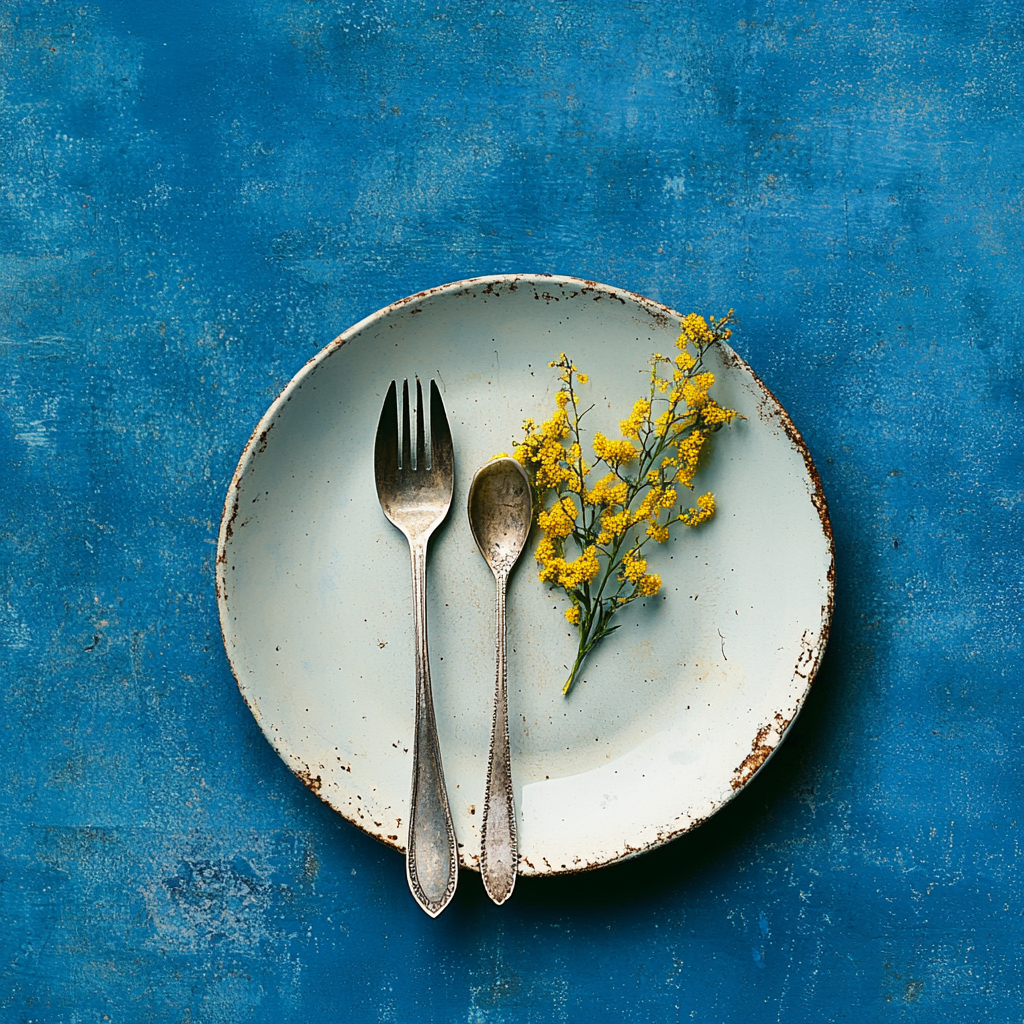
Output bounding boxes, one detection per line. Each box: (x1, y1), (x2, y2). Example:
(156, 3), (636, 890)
(1, 1), (1021, 1020)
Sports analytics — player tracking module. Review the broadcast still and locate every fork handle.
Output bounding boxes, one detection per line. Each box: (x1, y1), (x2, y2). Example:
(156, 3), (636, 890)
(481, 570), (517, 904)
(405, 536), (458, 917)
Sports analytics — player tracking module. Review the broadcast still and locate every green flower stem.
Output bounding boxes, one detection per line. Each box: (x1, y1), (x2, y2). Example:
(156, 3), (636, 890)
(563, 602), (617, 696)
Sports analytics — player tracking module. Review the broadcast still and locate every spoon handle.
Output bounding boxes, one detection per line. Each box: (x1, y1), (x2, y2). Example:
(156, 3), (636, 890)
(481, 572), (517, 904)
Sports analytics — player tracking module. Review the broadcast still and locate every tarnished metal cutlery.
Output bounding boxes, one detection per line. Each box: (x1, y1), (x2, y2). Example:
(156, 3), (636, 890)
(467, 457), (533, 905)
(374, 382), (532, 913)
(374, 378), (458, 917)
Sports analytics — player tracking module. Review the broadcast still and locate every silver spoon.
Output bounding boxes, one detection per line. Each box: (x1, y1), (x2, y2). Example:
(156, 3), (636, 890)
(467, 456), (533, 904)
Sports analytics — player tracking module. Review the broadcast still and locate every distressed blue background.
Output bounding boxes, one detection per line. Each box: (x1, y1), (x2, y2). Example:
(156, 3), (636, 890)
(2, 1), (1021, 1020)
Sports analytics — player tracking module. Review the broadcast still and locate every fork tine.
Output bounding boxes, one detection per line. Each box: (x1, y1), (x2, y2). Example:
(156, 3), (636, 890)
(415, 378), (426, 472)
(429, 379), (454, 480)
(374, 380), (399, 482)
(401, 379), (412, 472)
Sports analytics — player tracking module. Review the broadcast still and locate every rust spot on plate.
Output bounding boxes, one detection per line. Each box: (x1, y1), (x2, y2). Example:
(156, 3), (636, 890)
(794, 629), (819, 683)
(256, 420), (275, 454)
(220, 496), (240, 551)
(731, 724), (775, 790)
(296, 767), (323, 795)
(731, 712), (794, 791)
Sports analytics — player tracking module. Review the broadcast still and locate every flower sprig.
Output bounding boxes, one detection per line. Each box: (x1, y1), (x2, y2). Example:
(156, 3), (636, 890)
(513, 311), (740, 696)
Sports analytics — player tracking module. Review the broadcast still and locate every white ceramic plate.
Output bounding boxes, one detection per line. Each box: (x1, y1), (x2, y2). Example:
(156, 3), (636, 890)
(217, 275), (833, 876)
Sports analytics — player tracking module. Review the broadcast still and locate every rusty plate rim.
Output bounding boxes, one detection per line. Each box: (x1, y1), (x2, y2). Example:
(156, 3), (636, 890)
(216, 273), (835, 877)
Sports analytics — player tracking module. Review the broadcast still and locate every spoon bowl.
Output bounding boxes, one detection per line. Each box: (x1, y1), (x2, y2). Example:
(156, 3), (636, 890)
(468, 457), (533, 575)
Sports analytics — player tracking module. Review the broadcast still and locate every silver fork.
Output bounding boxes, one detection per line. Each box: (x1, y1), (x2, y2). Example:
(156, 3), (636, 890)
(374, 378), (458, 917)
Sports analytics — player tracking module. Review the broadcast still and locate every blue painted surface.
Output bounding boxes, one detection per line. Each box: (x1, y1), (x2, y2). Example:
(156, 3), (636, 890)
(2, 1), (1022, 1019)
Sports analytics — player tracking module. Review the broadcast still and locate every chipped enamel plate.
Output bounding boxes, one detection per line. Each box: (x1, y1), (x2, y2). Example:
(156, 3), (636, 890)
(217, 275), (834, 876)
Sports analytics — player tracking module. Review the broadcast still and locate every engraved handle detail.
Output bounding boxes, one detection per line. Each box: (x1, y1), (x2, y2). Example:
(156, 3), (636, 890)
(406, 538), (458, 917)
(466, 455), (530, 906)
(481, 569), (517, 904)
